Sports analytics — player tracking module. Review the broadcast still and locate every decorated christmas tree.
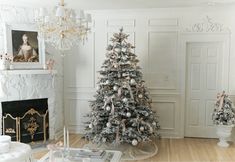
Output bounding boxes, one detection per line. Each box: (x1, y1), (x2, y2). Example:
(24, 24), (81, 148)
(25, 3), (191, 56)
(212, 91), (235, 125)
(85, 28), (160, 146)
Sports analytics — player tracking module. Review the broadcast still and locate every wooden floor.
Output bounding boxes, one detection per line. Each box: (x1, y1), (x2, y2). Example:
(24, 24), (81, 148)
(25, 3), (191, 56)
(33, 134), (235, 162)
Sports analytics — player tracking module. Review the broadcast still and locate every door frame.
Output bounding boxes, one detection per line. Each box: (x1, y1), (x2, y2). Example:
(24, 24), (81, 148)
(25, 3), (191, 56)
(179, 32), (231, 137)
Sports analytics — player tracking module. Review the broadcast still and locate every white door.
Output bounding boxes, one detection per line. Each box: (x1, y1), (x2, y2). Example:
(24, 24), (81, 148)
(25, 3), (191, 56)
(185, 42), (223, 138)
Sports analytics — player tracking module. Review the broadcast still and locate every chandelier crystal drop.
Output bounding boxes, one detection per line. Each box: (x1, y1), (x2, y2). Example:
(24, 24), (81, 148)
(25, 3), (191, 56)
(34, 0), (92, 51)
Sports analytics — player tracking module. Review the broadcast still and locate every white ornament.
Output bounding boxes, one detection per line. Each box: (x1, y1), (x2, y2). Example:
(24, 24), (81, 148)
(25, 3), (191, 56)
(123, 84), (128, 88)
(130, 79), (136, 85)
(116, 48), (121, 52)
(132, 139), (138, 146)
(102, 138), (107, 142)
(123, 56), (127, 60)
(140, 126), (144, 131)
(88, 124), (93, 128)
(122, 73), (127, 77)
(106, 122), (111, 128)
(106, 80), (110, 84)
(96, 85), (101, 90)
(113, 85), (118, 91)
(122, 98), (128, 103)
(126, 112), (131, 117)
(114, 64), (118, 68)
(145, 112), (149, 116)
(106, 106), (111, 111)
(152, 122), (156, 126)
(94, 121), (98, 125)
(138, 94), (143, 98)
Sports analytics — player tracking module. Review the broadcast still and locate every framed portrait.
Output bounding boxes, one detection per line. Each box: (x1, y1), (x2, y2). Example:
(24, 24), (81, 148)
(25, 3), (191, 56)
(4, 24), (45, 69)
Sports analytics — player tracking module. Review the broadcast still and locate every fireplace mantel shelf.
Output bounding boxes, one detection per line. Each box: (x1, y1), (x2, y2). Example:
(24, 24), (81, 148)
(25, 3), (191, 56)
(0, 70), (57, 75)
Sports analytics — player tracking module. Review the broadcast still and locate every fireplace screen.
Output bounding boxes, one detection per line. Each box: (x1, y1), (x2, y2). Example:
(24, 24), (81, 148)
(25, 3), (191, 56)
(1, 98), (49, 143)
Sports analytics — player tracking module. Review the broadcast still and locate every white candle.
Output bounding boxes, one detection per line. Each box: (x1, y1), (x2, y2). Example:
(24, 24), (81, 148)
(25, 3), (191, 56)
(67, 129), (69, 148)
(64, 126), (66, 148)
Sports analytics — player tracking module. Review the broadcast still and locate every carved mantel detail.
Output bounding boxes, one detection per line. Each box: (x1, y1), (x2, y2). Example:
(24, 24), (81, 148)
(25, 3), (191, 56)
(185, 16), (229, 33)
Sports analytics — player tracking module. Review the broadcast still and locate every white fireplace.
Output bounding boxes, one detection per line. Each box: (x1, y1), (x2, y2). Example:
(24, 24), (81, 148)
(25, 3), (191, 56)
(0, 70), (58, 140)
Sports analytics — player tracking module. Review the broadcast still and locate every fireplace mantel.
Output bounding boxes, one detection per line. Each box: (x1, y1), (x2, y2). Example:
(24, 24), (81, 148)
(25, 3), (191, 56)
(0, 70), (58, 140)
(0, 70), (57, 75)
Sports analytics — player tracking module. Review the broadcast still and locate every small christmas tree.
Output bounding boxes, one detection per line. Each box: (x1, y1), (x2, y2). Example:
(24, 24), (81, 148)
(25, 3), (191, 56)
(212, 91), (235, 125)
(85, 28), (160, 146)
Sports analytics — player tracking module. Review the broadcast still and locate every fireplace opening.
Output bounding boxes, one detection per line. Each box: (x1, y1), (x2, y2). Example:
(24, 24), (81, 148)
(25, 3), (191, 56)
(1, 98), (49, 143)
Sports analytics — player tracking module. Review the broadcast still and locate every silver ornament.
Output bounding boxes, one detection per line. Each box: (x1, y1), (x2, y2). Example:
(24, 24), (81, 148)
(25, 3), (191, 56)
(138, 94), (143, 98)
(132, 139), (138, 146)
(106, 106), (111, 111)
(106, 80), (110, 84)
(130, 79), (136, 85)
(88, 124), (93, 128)
(113, 85), (118, 91)
(123, 56), (127, 60)
(114, 64), (118, 68)
(140, 126), (144, 131)
(152, 122), (156, 126)
(126, 112), (131, 117)
(106, 122), (111, 128)
(122, 98), (128, 103)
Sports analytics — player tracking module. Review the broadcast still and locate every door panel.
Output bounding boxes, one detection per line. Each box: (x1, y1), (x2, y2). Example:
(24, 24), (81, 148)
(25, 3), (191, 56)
(185, 42), (222, 138)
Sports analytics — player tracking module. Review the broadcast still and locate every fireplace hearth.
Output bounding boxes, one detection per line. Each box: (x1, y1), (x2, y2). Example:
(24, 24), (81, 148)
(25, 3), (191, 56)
(1, 98), (49, 143)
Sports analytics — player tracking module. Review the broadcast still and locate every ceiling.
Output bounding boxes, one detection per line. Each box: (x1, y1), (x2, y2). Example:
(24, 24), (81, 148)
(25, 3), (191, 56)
(0, 0), (235, 9)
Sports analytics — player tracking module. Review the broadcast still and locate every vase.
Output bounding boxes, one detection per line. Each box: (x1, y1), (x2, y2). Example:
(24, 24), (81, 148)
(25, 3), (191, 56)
(216, 125), (234, 147)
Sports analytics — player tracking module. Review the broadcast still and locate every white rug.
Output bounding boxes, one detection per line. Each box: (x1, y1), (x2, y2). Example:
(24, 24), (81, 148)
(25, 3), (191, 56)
(83, 141), (158, 161)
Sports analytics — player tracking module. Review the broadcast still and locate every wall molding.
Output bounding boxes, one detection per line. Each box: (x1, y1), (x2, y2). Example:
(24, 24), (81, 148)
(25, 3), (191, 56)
(148, 18), (178, 27)
(184, 16), (230, 33)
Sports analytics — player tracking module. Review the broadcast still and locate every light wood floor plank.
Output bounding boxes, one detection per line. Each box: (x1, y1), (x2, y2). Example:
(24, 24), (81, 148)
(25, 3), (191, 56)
(33, 134), (235, 162)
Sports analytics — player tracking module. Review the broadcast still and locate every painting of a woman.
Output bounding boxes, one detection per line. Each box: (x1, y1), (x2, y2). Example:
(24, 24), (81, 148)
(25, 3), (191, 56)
(12, 31), (39, 62)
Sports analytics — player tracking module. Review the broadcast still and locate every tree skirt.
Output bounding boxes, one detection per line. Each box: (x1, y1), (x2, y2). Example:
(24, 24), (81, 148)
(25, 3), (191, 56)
(83, 141), (158, 161)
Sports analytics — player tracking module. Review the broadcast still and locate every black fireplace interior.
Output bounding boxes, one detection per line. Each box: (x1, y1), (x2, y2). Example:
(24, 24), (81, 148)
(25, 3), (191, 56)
(1, 98), (49, 143)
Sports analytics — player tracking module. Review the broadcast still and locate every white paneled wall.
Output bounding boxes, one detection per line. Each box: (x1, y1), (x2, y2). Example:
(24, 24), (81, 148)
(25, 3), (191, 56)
(64, 7), (235, 138)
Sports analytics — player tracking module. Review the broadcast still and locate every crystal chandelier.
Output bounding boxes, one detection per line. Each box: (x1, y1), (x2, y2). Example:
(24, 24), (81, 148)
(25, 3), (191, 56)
(35, 0), (92, 51)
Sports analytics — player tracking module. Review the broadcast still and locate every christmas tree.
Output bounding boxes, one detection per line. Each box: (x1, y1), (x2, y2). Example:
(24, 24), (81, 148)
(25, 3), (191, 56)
(212, 91), (235, 125)
(85, 28), (160, 146)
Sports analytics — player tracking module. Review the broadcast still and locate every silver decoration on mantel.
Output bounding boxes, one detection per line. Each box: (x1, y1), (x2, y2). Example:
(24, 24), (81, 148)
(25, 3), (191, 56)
(185, 16), (229, 33)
